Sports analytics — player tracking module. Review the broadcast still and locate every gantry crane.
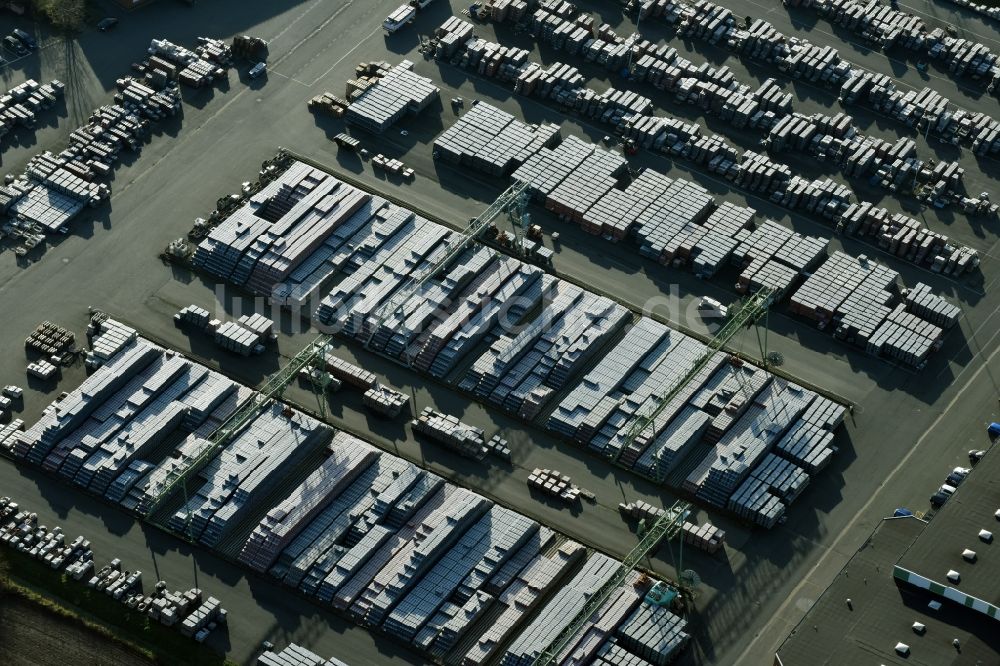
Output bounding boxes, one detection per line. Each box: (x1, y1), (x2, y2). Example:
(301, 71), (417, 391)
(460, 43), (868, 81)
(143, 182), (534, 529)
(612, 287), (776, 482)
(364, 180), (531, 355)
(532, 499), (690, 666)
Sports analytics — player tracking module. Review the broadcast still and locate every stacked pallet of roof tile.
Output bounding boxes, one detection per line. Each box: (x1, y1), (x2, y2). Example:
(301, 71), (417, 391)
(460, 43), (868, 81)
(790, 0), (1000, 85)
(362, 385), (410, 417)
(432, 101), (560, 176)
(462, 540), (584, 665)
(0, 79), (63, 135)
(512, 135), (596, 202)
(87, 317), (139, 365)
(435, 17), (475, 59)
(459, 277), (630, 419)
(731, 219), (827, 297)
(345, 61), (440, 133)
(684, 379), (815, 507)
(321, 352), (377, 390)
(354, 493), (492, 624)
(412, 407), (488, 460)
(501, 551), (621, 666)
(212, 318), (267, 356)
(555, 572), (647, 665)
(580, 168), (671, 241)
(413, 257), (543, 378)
(368, 245), (495, 359)
(548, 318), (672, 442)
(612, 602), (689, 665)
(271, 456), (413, 592)
(837, 202), (977, 273)
(382, 506), (536, 643)
(167, 403), (330, 547)
(775, 395), (845, 473)
(905, 282), (961, 328)
(315, 216), (453, 339)
(727, 452), (810, 528)
(324, 485), (458, 611)
(544, 143), (627, 222)
(867, 303), (944, 366)
(635, 178), (714, 264)
(465, 38), (533, 83)
(194, 163), (372, 294)
(258, 643), (351, 666)
(592, 339), (712, 466)
(238, 433), (380, 572)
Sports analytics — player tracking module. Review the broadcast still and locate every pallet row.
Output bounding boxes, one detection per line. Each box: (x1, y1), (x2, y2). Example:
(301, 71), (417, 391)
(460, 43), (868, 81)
(1, 41), (190, 237)
(429, 20), (981, 275)
(187, 159), (894, 526)
(0, 496), (228, 644)
(665, 0), (1000, 160)
(0, 79), (63, 140)
(345, 60), (440, 133)
(785, 0), (1000, 88)
(511, 4), (792, 133)
(433, 100), (561, 176)
(1, 324), (692, 664)
(258, 643), (350, 666)
(766, 112), (992, 213)
(147, 38), (229, 89)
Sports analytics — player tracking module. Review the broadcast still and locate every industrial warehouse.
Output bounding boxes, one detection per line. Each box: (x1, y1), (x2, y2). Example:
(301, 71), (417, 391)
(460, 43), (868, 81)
(0, 0), (997, 665)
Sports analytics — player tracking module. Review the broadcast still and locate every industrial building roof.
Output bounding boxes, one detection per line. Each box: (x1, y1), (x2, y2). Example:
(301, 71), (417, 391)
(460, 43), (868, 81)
(896, 448), (1000, 612)
(777, 446), (1000, 665)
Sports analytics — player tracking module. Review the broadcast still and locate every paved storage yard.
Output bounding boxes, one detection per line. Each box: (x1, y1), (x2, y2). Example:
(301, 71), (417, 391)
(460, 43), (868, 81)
(0, 0), (999, 665)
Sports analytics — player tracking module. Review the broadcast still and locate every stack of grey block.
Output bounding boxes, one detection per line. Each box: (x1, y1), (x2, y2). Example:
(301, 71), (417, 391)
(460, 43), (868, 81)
(837, 202), (979, 275)
(457, 276), (630, 420)
(12, 318), (685, 664)
(257, 643), (351, 666)
(362, 385), (410, 418)
(790, 251), (953, 366)
(731, 219), (827, 297)
(167, 401), (329, 548)
(345, 61), (440, 133)
(412, 407), (488, 460)
(0, 79), (63, 136)
(433, 101), (560, 176)
(212, 313), (274, 357)
(2, 52), (183, 235)
(905, 282), (962, 329)
(788, 0), (1000, 86)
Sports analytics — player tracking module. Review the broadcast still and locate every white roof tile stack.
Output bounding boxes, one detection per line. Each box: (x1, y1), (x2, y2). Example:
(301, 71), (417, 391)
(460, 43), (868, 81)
(433, 101), (560, 176)
(412, 407), (488, 460)
(501, 551), (621, 666)
(463, 540), (586, 665)
(257, 643), (351, 666)
(167, 403), (331, 547)
(238, 433), (380, 572)
(791, 251), (955, 366)
(383, 506), (536, 642)
(345, 61), (440, 133)
(613, 602), (689, 665)
(557, 572), (646, 665)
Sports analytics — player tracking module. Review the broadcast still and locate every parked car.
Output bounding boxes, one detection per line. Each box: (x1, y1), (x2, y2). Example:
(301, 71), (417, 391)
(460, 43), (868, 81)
(97, 18), (119, 32)
(4, 35), (27, 56)
(893, 507), (913, 517)
(12, 28), (36, 50)
(930, 484), (956, 507)
(946, 466), (971, 486)
(969, 449), (986, 464)
(248, 62), (267, 79)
